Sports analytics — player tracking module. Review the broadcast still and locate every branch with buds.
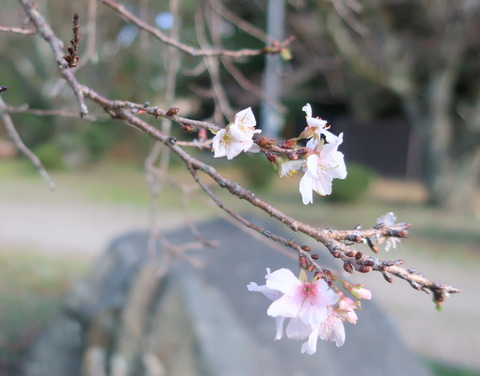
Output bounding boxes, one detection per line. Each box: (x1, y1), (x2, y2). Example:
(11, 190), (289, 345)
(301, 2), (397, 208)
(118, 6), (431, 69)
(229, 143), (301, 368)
(6, 0), (461, 354)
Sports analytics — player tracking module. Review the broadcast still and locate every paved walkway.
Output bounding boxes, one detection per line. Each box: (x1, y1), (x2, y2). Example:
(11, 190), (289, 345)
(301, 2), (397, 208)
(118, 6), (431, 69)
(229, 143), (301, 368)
(1, 180), (479, 371)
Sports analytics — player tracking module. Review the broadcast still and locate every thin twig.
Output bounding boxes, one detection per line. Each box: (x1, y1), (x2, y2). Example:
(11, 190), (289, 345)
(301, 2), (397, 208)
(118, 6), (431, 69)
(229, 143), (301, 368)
(18, 0), (88, 116)
(99, 0), (291, 59)
(0, 97), (56, 190)
(0, 25), (36, 35)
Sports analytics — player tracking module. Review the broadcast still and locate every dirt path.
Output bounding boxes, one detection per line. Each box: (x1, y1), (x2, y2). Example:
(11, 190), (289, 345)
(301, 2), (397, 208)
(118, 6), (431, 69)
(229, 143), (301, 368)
(1, 177), (479, 372)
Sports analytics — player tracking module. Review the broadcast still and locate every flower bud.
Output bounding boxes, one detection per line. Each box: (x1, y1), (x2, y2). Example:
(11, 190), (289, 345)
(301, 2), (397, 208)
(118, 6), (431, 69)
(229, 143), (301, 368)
(358, 266), (372, 273)
(343, 262), (353, 274)
(182, 124), (196, 133)
(257, 137), (276, 149)
(299, 255), (308, 269)
(166, 107), (179, 116)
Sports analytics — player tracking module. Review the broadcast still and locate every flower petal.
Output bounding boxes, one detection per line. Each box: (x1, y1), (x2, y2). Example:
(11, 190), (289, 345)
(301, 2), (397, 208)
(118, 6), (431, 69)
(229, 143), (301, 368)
(302, 103), (312, 118)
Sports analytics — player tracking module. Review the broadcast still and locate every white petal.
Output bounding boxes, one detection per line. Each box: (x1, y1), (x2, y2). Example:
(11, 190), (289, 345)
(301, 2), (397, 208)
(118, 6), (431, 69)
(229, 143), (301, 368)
(275, 316), (286, 340)
(225, 139), (245, 160)
(377, 212), (396, 226)
(212, 129), (227, 158)
(299, 173), (314, 205)
(306, 116), (327, 130)
(234, 107), (256, 127)
(299, 301), (328, 326)
(247, 282), (282, 301)
(301, 324), (321, 355)
(305, 154), (318, 176)
(267, 294), (303, 318)
(312, 170), (333, 196)
(302, 103), (312, 118)
(246, 143), (260, 154)
(285, 317), (312, 340)
(279, 160), (305, 177)
(265, 268), (302, 295)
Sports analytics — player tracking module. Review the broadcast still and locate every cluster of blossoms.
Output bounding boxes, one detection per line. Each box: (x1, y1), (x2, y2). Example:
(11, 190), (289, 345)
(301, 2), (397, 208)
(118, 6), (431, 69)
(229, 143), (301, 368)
(247, 268), (371, 354)
(211, 104), (347, 205)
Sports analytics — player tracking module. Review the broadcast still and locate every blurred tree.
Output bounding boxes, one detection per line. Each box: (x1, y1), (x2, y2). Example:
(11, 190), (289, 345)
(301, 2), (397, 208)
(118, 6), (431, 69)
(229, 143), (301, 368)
(310, 0), (480, 210)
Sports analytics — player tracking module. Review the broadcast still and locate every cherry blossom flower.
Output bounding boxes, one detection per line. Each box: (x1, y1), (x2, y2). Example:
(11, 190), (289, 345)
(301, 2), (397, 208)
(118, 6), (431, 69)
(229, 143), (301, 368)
(248, 268), (341, 352)
(211, 107), (261, 160)
(299, 135), (347, 204)
(277, 159), (305, 178)
(301, 103), (338, 143)
(377, 211), (402, 251)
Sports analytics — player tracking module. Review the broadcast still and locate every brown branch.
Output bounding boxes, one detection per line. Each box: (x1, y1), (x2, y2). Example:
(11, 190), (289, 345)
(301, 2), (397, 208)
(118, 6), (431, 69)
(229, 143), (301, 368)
(80, 87), (460, 306)
(0, 97), (56, 190)
(18, 0), (88, 117)
(63, 12), (80, 68)
(10, 0), (460, 308)
(1, 104), (101, 120)
(99, 0), (291, 59)
(0, 25), (36, 35)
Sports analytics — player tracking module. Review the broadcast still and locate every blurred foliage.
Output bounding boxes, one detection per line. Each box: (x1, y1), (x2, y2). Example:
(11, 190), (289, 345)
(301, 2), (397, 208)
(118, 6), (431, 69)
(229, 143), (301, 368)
(32, 142), (65, 170)
(328, 163), (376, 203)
(427, 359), (480, 376)
(237, 153), (276, 191)
(0, 249), (86, 374)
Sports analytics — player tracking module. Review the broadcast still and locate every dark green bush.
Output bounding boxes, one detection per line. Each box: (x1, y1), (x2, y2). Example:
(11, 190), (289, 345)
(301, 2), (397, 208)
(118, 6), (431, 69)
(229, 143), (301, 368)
(238, 154), (275, 190)
(328, 163), (376, 202)
(32, 142), (65, 171)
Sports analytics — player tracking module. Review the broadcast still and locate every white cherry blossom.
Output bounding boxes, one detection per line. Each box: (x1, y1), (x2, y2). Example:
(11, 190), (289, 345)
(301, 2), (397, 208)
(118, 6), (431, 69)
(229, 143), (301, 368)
(211, 107), (261, 160)
(302, 103), (338, 143)
(376, 212), (402, 251)
(299, 135), (347, 204)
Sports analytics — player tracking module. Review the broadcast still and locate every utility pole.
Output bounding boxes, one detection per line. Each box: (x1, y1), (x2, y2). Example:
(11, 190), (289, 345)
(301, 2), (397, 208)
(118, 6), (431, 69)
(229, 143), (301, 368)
(260, 0), (285, 138)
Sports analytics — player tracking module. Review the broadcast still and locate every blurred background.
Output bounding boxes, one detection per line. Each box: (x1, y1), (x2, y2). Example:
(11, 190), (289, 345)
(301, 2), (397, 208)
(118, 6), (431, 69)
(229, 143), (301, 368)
(0, 0), (479, 375)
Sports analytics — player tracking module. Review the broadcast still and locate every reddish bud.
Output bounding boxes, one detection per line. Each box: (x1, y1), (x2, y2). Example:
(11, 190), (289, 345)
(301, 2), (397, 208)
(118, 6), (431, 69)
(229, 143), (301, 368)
(257, 137), (276, 149)
(366, 237), (379, 253)
(331, 250), (341, 258)
(280, 138), (297, 148)
(359, 266), (372, 273)
(299, 256), (308, 269)
(307, 264), (315, 272)
(363, 259), (375, 267)
(182, 124), (196, 133)
(311, 254), (319, 260)
(345, 250), (355, 258)
(382, 272), (393, 283)
(301, 245), (311, 252)
(166, 107), (179, 116)
(286, 151), (298, 160)
(355, 251), (363, 260)
(343, 262), (353, 274)
(266, 152), (277, 163)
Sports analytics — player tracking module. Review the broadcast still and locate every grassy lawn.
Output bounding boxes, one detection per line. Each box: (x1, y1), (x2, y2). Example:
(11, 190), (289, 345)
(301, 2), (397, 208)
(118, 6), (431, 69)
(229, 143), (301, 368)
(0, 248), (86, 374)
(0, 158), (479, 375)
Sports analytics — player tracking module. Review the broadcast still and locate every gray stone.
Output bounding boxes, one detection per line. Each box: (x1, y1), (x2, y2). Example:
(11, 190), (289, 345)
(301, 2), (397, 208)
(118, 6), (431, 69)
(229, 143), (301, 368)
(24, 218), (433, 376)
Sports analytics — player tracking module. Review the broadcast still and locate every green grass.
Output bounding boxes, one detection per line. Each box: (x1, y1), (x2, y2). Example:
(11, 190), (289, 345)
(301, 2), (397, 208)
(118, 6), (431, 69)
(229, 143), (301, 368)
(427, 359), (480, 376)
(0, 249), (86, 373)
